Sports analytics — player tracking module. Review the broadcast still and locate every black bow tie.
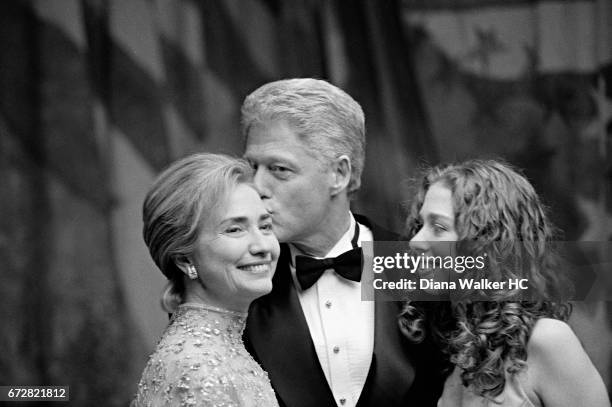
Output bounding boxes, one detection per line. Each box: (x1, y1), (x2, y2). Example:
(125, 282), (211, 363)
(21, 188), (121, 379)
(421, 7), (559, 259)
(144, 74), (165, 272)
(295, 247), (363, 290)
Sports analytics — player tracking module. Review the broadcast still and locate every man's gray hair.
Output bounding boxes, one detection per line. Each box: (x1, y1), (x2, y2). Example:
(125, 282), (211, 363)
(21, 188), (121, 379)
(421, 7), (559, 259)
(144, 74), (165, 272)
(241, 78), (365, 195)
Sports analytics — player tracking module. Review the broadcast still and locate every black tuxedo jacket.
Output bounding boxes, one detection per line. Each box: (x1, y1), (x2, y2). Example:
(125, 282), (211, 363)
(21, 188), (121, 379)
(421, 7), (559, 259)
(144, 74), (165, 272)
(244, 215), (446, 407)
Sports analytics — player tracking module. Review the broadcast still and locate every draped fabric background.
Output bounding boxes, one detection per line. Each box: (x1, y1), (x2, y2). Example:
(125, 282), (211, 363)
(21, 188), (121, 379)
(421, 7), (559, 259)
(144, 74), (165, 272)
(0, 0), (610, 404)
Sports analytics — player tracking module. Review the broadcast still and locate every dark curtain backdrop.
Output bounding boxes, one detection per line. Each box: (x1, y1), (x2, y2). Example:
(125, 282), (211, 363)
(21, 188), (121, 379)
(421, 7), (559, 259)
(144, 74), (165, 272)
(1, 0), (610, 405)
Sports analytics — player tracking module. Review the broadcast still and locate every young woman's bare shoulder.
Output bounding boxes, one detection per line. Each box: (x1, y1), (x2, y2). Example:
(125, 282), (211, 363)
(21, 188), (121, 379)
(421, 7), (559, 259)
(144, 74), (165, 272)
(528, 318), (577, 355)
(527, 318), (611, 407)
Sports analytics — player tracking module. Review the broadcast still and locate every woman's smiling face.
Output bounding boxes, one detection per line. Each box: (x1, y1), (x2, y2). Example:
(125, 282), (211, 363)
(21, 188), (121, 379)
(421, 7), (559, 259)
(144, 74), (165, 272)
(190, 184), (280, 311)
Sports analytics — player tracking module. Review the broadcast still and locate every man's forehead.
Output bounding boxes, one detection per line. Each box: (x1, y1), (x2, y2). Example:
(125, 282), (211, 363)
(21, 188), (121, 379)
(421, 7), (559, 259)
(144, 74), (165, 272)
(246, 119), (297, 141)
(244, 129), (308, 159)
(243, 142), (299, 163)
(243, 119), (329, 167)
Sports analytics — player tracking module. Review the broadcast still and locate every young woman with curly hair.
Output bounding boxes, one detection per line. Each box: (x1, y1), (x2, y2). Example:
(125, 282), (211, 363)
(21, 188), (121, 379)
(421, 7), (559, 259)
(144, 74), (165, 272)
(400, 160), (609, 406)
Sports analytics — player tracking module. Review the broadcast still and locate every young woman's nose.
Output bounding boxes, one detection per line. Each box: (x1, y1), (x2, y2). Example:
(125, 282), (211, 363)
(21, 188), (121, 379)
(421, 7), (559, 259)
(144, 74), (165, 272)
(409, 227), (430, 253)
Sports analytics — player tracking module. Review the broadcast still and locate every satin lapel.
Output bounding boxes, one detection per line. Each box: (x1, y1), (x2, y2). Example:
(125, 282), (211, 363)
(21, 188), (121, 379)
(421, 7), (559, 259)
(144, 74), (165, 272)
(357, 300), (415, 406)
(245, 244), (337, 407)
(354, 215), (416, 406)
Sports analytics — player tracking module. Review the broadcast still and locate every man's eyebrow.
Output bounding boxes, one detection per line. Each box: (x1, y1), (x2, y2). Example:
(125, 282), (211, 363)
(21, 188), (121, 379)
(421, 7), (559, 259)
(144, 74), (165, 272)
(245, 150), (296, 162)
(259, 213), (272, 222)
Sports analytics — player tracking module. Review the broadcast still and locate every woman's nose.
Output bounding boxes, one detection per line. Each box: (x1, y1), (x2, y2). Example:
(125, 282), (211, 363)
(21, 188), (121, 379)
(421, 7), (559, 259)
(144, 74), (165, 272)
(249, 229), (275, 256)
(409, 227), (430, 253)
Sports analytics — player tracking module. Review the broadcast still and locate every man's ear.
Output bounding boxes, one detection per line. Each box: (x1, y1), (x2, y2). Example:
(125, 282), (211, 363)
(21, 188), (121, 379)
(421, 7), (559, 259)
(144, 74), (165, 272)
(173, 255), (192, 276)
(330, 155), (351, 196)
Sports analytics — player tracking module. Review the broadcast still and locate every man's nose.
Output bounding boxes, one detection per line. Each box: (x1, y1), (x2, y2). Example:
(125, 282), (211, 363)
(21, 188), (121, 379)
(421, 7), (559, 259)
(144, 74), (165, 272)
(253, 168), (271, 199)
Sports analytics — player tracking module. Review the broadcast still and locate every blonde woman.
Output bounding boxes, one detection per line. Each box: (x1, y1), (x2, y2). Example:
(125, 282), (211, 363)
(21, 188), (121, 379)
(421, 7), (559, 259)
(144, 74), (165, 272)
(132, 153), (280, 407)
(401, 160), (609, 407)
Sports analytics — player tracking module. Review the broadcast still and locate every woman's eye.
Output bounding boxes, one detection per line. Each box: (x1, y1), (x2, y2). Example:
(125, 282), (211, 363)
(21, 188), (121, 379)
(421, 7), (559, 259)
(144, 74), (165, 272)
(224, 226), (244, 234)
(260, 223), (273, 232)
(433, 224), (448, 234)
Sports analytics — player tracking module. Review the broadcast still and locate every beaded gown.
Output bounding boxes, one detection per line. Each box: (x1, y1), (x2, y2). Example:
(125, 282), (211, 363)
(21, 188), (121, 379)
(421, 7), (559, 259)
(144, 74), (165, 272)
(132, 303), (279, 407)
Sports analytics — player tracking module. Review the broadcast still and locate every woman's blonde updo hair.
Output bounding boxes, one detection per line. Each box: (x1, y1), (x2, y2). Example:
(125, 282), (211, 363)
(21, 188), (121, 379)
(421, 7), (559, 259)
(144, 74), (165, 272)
(142, 153), (252, 312)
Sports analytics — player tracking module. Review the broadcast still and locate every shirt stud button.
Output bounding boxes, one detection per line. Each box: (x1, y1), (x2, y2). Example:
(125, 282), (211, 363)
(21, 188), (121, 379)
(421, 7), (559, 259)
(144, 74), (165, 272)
(340, 398), (346, 405)
(325, 300), (332, 308)
(333, 346), (340, 354)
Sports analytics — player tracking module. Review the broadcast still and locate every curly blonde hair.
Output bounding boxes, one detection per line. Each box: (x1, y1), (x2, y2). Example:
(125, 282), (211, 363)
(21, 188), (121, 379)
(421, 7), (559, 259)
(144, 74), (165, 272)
(399, 160), (571, 397)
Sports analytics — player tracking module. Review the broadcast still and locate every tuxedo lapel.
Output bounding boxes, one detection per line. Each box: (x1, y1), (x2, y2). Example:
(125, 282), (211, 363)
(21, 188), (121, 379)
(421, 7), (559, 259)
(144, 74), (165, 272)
(245, 245), (337, 407)
(355, 215), (445, 406)
(354, 215), (415, 405)
(356, 300), (415, 406)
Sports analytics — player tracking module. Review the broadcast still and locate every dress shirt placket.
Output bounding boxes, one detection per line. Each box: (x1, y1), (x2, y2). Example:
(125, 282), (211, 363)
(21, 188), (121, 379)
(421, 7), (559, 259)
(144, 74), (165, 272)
(290, 215), (375, 407)
(317, 271), (357, 407)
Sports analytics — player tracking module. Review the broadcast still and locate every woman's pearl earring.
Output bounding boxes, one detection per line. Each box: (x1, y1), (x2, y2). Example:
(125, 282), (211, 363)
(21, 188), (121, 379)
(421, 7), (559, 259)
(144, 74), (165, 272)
(187, 264), (198, 280)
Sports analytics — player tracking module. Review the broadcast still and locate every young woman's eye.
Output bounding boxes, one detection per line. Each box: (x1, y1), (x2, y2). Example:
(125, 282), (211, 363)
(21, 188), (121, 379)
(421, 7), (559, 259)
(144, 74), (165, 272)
(432, 224), (448, 235)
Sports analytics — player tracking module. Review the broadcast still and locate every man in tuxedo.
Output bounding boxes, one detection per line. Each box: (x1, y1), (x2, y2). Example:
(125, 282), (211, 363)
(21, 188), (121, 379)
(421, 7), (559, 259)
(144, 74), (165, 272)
(241, 78), (444, 407)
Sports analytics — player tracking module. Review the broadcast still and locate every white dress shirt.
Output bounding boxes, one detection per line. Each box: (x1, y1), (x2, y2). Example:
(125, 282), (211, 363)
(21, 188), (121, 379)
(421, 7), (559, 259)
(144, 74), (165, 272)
(289, 213), (375, 407)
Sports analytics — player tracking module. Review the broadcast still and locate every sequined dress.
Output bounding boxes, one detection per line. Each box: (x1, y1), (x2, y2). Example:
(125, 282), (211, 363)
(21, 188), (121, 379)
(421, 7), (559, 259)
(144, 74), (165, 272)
(132, 303), (279, 407)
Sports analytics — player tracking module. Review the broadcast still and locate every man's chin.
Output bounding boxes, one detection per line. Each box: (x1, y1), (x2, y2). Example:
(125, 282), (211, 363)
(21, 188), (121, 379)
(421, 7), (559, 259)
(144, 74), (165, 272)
(272, 227), (292, 243)
(272, 223), (307, 245)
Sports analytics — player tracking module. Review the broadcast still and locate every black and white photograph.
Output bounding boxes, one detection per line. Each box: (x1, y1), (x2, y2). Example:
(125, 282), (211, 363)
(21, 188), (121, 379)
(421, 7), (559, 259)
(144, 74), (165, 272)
(1, 0), (611, 405)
